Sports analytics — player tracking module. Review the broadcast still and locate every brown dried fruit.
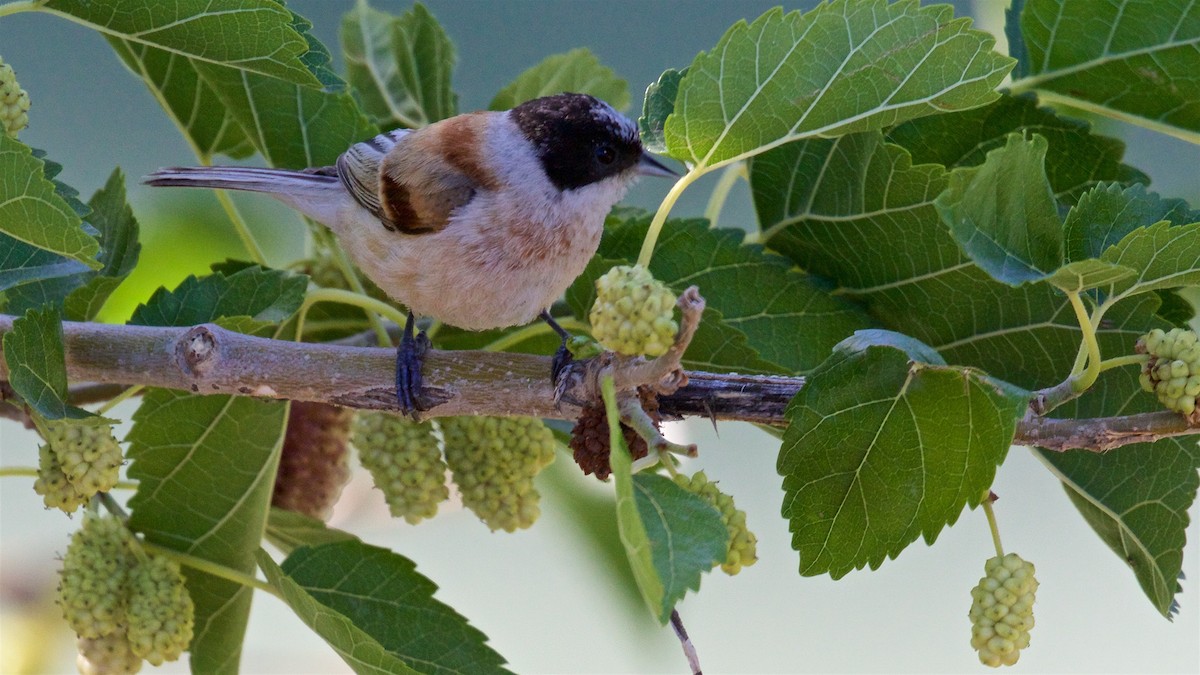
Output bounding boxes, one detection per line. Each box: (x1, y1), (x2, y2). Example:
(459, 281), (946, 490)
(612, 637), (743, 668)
(568, 387), (658, 480)
(272, 402), (353, 520)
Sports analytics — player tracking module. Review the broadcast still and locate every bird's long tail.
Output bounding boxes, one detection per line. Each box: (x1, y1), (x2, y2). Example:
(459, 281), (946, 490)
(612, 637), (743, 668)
(145, 166), (347, 225)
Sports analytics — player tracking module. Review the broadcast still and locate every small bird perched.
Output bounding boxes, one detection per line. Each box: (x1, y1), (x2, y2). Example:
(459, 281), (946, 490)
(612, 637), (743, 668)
(146, 93), (675, 415)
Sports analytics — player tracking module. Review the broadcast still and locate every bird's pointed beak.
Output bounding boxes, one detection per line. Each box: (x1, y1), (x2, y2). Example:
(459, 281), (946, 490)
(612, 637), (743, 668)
(637, 153), (679, 178)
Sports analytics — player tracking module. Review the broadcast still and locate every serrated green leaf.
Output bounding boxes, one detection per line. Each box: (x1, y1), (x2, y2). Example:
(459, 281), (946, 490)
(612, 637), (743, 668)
(833, 329), (946, 366)
(1, 307), (89, 420)
(780, 343), (1029, 578)
(108, 39), (252, 160)
(1035, 365), (1199, 617)
(664, 1), (1013, 169)
(1154, 289), (1194, 326)
(258, 551), (419, 675)
(342, 0), (457, 129)
(126, 390), (288, 673)
(0, 136), (100, 269)
(638, 68), (685, 155)
(632, 473), (727, 622)
(265, 508), (359, 557)
(42, 0), (323, 88)
(1063, 183), (1197, 263)
(1102, 220), (1200, 298)
(192, 10), (376, 168)
(1013, 0), (1200, 140)
(751, 126), (1146, 389)
(886, 93), (1148, 205)
(129, 265), (306, 329)
(0, 236), (91, 297)
(602, 376), (664, 621)
(6, 169), (141, 320)
(935, 133), (1064, 286)
(275, 540), (510, 675)
(568, 210), (873, 374)
(490, 48), (628, 111)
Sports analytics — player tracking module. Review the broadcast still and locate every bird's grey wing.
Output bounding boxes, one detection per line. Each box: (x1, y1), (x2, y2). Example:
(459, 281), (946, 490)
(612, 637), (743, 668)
(335, 129), (412, 231)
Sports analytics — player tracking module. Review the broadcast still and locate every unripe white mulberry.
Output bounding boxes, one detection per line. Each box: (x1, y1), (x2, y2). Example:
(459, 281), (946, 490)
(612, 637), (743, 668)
(353, 412), (449, 524)
(440, 416), (556, 532)
(76, 628), (142, 675)
(589, 265), (678, 357)
(0, 56), (30, 137)
(673, 471), (758, 575)
(58, 515), (137, 639)
(43, 420), (123, 496)
(969, 553), (1038, 667)
(126, 555), (194, 666)
(34, 442), (91, 513)
(1137, 328), (1200, 420)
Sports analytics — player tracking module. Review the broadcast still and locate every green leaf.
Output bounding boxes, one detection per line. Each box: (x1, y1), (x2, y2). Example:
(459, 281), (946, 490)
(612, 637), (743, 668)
(490, 48), (629, 111)
(934, 133), (1063, 286)
(274, 540), (510, 674)
(42, 0), (324, 87)
(664, 2), (1013, 169)
(0, 236), (91, 297)
(568, 210), (874, 374)
(750, 127), (1144, 389)
(0, 136), (100, 269)
(602, 376), (664, 621)
(1043, 260), (1136, 294)
(129, 265), (306, 330)
(638, 68), (685, 154)
(632, 473), (727, 622)
(780, 342), (1029, 578)
(1102, 220), (1200, 298)
(6, 169), (142, 320)
(886, 93), (1148, 205)
(1036, 366), (1199, 617)
(834, 329), (946, 366)
(342, 0), (457, 129)
(1014, 0), (1200, 140)
(1, 307), (89, 420)
(126, 390), (288, 673)
(264, 508), (359, 557)
(258, 551), (419, 675)
(1063, 183), (1197, 262)
(193, 10), (376, 168)
(108, 39), (252, 160)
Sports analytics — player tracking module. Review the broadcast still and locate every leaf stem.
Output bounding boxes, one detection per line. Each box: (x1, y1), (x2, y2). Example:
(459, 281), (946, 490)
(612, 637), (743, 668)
(212, 190), (269, 267)
(295, 288), (407, 343)
(0, 0), (38, 18)
(141, 541), (282, 598)
(1067, 291), (1102, 393)
(480, 317), (590, 352)
(1098, 353), (1150, 373)
(0, 466), (37, 478)
(703, 162), (747, 229)
(1003, 85), (1200, 146)
(981, 494), (1004, 558)
(322, 239), (393, 347)
(95, 384), (143, 415)
(638, 170), (701, 268)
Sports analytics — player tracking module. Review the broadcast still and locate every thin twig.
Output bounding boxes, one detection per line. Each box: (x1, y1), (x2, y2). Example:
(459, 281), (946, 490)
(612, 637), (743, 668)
(670, 609), (703, 675)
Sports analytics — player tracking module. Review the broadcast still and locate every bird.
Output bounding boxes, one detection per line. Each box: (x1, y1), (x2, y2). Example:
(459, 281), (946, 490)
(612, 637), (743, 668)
(145, 92), (676, 416)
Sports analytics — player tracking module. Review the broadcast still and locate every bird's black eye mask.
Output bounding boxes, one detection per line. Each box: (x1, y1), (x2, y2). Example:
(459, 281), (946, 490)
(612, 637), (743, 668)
(511, 93), (643, 191)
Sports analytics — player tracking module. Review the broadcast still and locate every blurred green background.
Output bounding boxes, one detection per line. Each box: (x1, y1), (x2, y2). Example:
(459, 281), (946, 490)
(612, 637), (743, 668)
(1, 1), (1197, 673)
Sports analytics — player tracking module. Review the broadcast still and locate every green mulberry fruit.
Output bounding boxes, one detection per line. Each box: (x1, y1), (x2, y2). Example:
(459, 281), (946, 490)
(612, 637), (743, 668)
(1137, 328), (1200, 420)
(43, 420), (124, 496)
(589, 265), (678, 357)
(440, 416), (556, 532)
(34, 442), (91, 513)
(126, 554), (194, 666)
(273, 402), (353, 521)
(76, 629), (142, 675)
(0, 56), (30, 137)
(673, 471), (758, 575)
(353, 412), (449, 524)
(58, 515), (137, 639)
(969, 553), (1038, 667)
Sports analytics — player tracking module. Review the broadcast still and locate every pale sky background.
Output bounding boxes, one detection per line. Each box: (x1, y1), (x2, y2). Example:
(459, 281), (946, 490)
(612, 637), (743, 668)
(1, 1), (1198, 673)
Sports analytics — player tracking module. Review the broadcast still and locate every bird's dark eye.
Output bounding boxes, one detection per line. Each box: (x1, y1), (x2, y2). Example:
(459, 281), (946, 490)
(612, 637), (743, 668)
(595, 143), (616, 165)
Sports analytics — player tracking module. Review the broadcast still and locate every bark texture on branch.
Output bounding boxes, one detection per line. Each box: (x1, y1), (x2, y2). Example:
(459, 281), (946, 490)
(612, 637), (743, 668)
(2, 314), (1197, 452)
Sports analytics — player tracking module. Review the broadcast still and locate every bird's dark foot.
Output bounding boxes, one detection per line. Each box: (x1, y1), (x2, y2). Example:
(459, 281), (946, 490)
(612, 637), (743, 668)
(395, 312), (430, 418)
(541, 310), (573, 384)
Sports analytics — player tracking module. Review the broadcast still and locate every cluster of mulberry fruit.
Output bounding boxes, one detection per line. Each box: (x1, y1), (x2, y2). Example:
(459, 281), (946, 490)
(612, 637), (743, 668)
(34, 420), (123, 513)
(968, 553), (1038, 667)
(673, 471), (758, 575)
(273, 402), (353, 521)
(0, 55), (30, 137)
(58, 514), (194, 673)
(1137, 328), (1200, 420)
(589, 264), (678, 357)
(353, 412), (449, 524)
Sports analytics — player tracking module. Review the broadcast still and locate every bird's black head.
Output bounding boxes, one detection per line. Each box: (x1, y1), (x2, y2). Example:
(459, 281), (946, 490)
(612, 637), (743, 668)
(510, 93), (646, 191)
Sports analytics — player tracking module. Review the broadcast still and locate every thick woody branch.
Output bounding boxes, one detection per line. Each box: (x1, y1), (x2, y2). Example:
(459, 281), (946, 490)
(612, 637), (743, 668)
(2, 314), (1198, 452)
